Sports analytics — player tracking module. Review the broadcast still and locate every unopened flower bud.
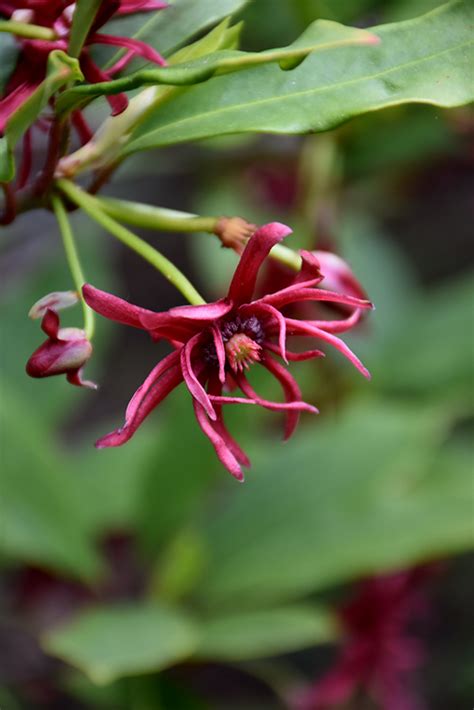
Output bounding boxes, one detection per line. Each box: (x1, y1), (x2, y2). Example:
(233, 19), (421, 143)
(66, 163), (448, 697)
(29, 290), (79, 320)
(26, 309), (96, 389)
(314, 251), (368, 301)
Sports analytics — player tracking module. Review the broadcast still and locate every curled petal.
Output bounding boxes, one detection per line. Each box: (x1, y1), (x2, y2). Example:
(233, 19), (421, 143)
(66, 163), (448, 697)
(262, 285), (373, 311)
(285, 317), (371, 379)
(80, 54), (128, 115)
(242, 302), (287, 363)
(193, 399), (244, 481)
(91, 33), (167, 67)
(67, 367), (98, 390)
(228, 373), (318, 416)
(306, 307), (363, 334)
(96, 350), (182, 448)
(294, 250), (324, 287)
(207, 376), (250, 467)
(180, 333), (216, 420)
(228, 222), (292, 305)
(264, 341), (325, 362)
(29, 291), (79, 320)
(315, 250), (368, 301)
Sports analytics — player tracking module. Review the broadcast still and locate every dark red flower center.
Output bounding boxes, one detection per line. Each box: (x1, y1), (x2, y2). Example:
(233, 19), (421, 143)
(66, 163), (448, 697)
(203, 315), (265, 371)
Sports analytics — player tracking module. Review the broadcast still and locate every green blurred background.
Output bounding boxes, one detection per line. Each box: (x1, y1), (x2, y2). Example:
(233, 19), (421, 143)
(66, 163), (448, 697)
(1, 0), (473, 708)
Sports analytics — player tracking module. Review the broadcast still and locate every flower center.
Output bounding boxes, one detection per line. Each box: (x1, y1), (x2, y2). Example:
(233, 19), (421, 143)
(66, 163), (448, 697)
(203, 315), (265, 372)
(225, 333), (262, 372)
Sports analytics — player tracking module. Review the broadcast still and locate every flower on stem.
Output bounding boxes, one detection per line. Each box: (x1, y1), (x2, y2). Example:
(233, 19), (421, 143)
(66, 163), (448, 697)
(82, 222), (373, 481)
(26, 308), (96, 388)
(0, 0), (168, 138)
(293, 567), (437, 710)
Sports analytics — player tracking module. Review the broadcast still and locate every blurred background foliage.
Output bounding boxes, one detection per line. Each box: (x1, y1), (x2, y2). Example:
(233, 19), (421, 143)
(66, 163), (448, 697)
(0, 0), (473, 708)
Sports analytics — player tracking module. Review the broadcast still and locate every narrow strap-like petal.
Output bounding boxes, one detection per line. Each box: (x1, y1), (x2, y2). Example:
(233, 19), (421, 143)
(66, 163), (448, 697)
(169, 299), (232, 321)
(80, 54), (128, 115)
(181, 333), (216, 420)
(285, 317), (371, 379)
(207, 376), (250, 468)
(91, 33), (167, 67)
(66, 367), (98, 390)
(96, 349), (182, 448)
(263, 355), (315, 439)
(242, 302), (288, 363)
(263, 341), (325, 362)
(192, 399), (244, 481)
(211, 325), (226, 384)
(228, 222), (292, 305)
(305, 308), (362, 334)
(234, 373), (318, 415)
(262, 285), (373, 311)
(294, 250), (324, 287)
(83, 284), (167, 331)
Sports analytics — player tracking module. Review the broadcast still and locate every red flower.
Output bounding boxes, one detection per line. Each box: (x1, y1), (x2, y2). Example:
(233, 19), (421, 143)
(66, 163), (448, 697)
(83, 223), (373, 480)
(26, 308), (96, 388)
(0, 0), (167, 134)
(294, 568), (436, 710)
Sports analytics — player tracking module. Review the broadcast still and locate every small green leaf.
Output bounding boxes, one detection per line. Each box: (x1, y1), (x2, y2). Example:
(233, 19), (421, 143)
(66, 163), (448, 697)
(0, 50), (83, 181)
(42, 604), (198, 684)
(0, 33), (19, 95)
(68, 0), (103, 58)
(197, 606), (337, 661)
(125, 0), (473, 154)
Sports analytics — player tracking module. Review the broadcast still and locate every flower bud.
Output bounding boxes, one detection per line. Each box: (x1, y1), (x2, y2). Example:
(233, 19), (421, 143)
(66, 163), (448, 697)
(214, 217), (257, 253)
(314, 251), (367, 301)
(26, 309), (97, 389)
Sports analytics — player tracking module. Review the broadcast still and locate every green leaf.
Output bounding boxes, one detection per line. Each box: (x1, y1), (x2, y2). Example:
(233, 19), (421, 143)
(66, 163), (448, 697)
(57, 20), (377, 115)
(0, 384), (101, 581)
(43, 604), (198, 684)
(0, 50), (83, 181)
(195, 400), (474, 608)
(125, 0), (473, 154)
(0, 33), (19, 95)
(196, 606), (337, 661)
(68, 0), (103, 58)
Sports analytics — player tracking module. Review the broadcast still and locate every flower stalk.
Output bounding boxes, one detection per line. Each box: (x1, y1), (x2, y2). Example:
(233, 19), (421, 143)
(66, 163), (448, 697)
(56, 180), (205, 306)
(0, 19), (56, 41)
(51, 194), (95, 339)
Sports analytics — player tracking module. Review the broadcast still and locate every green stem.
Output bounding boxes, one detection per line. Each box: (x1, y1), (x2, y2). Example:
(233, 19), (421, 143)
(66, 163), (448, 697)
(56, 180), (206, 306)
(51, 194), (95, 339)
(98, 196), (218, 233)
(0, 19), (56, 40)
(97, 196), (303, 272)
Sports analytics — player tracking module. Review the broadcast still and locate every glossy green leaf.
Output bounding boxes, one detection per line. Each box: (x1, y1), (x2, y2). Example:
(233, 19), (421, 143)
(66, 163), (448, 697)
(0, 50), (83, 181)
(197, 606), (337, 661)
(68, 0), (103, 57)
(125, 1), (473, 154)
(0, 384), (102, 581)
(0, 33), (18, 95)
(196, 400), (474, 608)
(43, 603), (198, 684)
(57, 20), (377, 115)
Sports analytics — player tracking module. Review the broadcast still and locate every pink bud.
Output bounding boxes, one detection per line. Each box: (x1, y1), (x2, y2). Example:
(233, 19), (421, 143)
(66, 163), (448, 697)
(314, 251), (368, 301)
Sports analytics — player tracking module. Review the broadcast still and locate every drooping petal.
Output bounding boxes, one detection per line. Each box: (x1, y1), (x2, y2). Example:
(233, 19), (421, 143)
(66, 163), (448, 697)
(285, 317), (371, 379)
(207, 375), (250, 467)
(263, 355), (315, 439)
(83, 284), (165, 330)
(66, 367), (98, 390)
(169, 299), (232, 321)
(80, 54), (128, 115)
(96, 349), (182, 448)
(180, 332), (216, 420)
(294, 250), (324, 287)
(263, 341), (325, 362)
(192, 398), (244, 481)
(228, 222), (292, 306)
(211, 325), (226, 384)
(231, 373), (318, 415)
(261, 285), (373, 311)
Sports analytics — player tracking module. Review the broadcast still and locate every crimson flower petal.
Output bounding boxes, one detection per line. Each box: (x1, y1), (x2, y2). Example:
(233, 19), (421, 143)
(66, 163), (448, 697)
(262, 285), (373, 311)
(263, 355), (311, 439)
(263, 341), (325, 362)
(83, 284), (166, 330)
(192, 399), (244, 481)
(228, 222), (292, 306)
(307, 308), (363, 334)
(285, 317), (371, 379)
(91, 33), (166, 67)
(169, 299), (232, 321)
(211, 325), (226, 384)
(294, 250), (324, 287)
(243, 301), (288, 363)
(41, 308), (60, 338)
(233, 372), (318, 415)
(180, 333), (216, 420)
(96, 349), (182, 448)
